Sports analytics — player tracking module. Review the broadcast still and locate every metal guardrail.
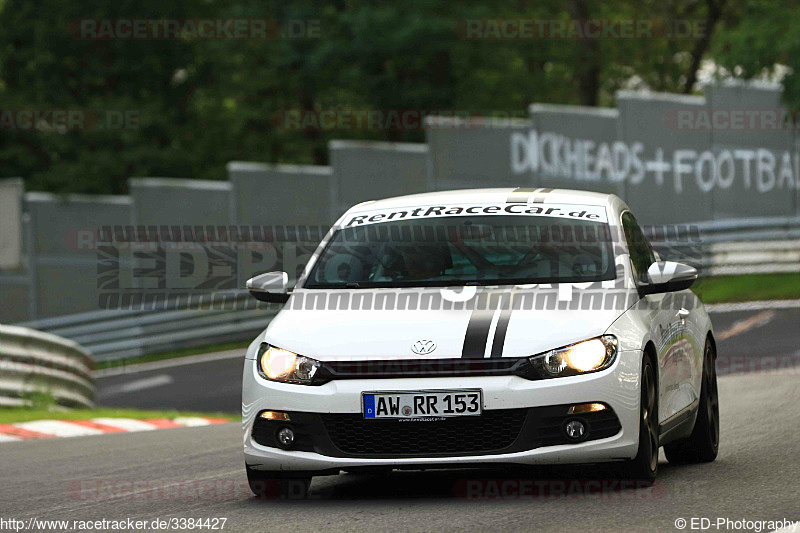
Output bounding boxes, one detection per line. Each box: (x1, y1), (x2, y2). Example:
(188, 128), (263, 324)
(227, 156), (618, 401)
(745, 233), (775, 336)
(703, 240), (800, 275)
(0, 324), (95, 407)
(691, 216), (800, 243)
(12, 216), (800, 363)
(647, 216), (800, 275)
(17, 292), (278, 362)
(653, 239), (800, 276)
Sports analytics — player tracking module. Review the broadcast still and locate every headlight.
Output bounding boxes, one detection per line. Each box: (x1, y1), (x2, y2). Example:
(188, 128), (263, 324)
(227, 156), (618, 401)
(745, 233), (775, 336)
(529, 335), (618, 377)
(257, 343), (321, 384)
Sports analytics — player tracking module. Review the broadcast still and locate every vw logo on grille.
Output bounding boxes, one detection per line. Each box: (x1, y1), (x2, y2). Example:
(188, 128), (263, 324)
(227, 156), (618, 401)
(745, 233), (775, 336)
(411, 339), (437, 355)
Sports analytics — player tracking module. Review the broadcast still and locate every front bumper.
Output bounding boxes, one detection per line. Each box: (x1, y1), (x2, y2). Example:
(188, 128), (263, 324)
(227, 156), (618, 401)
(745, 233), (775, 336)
(242, 350), (642, 473)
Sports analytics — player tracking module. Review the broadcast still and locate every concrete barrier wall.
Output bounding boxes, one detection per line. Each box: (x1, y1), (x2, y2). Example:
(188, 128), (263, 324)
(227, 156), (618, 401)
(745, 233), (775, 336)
(329, 140), (428, 219)
(0, 178), (30, 322)
(706, 83), (798, 219)
(0, 178), (24, 270)
(426, 117), (532, 190)
(616, 91), (714, 224)
(0, 282), (31, 323)
(517, 83), (800, 224)
(128, 178), (235, 295)
(228, 162), (333, 227)
(25, 192), (133, 318)
(228, 162), (335, 284)
(129, 177), (232, 227)
(528, 105), (626, 199)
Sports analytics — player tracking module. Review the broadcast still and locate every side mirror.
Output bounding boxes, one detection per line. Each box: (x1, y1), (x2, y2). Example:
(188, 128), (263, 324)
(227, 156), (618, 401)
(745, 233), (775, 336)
(639, 261), (698, 296)
(246, 271), (290, 303)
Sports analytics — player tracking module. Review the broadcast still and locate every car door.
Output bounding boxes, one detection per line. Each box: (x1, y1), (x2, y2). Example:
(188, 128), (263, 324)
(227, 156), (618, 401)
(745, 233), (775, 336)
(621, 211), (695, 423)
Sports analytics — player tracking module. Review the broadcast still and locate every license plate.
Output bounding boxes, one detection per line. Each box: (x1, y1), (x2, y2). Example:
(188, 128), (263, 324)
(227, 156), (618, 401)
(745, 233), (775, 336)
(362, 390), (482, 419)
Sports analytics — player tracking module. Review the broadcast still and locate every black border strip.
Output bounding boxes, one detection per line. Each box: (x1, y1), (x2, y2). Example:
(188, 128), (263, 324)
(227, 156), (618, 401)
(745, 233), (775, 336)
(531, 187), (553, 203)
(506, 187), (537, 203)
(461, 291), (493, 358)
(490, 293), (515, 358)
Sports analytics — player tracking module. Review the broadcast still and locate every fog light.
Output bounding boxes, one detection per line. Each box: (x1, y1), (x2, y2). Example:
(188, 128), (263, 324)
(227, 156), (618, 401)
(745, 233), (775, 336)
(564, 419), (586, 440)
(260, 410), (291, 422)
(568, 403), (606, 415)
(276, 427), (295, 448)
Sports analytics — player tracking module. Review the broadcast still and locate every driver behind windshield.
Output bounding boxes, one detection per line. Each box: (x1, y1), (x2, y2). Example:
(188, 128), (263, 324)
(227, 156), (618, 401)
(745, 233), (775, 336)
(397, 245), (452, 280)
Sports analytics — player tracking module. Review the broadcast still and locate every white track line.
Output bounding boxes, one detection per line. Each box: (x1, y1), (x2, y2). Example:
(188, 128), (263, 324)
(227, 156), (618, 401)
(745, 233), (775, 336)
(15, 420), (102, 437)
(100, 374), (174, 396)
(94, 349), (244, 378)
(0, 434), (22, 442)
(172, 417), (214, 427)
(717, 310), (776, 341)
(706, 299), (800, 313)
(90, 418), (159, 432)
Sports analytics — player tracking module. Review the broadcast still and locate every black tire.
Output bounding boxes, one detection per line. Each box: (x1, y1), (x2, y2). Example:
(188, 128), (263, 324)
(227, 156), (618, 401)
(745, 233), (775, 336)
(664, 339), (720, 464)
(624, 352), (659, 483)
(246, 466), (312, 500)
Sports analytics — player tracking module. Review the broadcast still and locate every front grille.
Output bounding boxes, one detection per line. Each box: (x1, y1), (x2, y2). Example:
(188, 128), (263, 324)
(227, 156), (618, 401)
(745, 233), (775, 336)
(309, 357), (539, 385)
(320, 409), (528, 456)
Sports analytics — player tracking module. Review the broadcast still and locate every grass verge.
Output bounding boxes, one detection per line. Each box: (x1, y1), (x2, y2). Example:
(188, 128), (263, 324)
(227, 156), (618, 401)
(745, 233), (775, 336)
(0, 407), (239, 425)
(694, 273), (800, 304)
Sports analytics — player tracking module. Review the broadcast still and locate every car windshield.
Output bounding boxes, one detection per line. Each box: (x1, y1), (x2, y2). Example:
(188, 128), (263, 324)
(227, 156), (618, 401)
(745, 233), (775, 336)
(304, 215), (616, 288)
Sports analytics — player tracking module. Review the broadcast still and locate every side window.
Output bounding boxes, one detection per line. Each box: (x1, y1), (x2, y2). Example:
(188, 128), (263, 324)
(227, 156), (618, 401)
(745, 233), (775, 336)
(621, 212), (655, 283)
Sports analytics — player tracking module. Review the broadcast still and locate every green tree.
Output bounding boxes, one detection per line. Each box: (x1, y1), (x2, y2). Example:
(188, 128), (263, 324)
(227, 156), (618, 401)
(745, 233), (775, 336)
(0, 0), (758, 194)
(711, 0), (800, 103)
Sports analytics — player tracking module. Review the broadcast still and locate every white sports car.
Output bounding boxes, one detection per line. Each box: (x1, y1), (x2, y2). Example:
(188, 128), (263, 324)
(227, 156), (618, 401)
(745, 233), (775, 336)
(242, 188), (719, 497)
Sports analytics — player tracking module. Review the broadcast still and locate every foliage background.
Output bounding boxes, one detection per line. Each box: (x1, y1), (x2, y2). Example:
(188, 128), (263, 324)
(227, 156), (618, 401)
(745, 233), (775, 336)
(0, 0), (786, 194)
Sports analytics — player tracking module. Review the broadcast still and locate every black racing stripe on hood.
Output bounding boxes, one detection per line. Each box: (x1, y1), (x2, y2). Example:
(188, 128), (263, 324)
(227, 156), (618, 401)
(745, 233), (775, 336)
(531, 188), (553, 203)
(461, 291), (494, 358)
(506, 187), (537, 203)
(490, 293), (515, 358)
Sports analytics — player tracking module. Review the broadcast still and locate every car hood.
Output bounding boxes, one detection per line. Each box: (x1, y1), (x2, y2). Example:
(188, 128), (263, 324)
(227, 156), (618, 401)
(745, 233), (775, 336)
(260, 287), (634, 361)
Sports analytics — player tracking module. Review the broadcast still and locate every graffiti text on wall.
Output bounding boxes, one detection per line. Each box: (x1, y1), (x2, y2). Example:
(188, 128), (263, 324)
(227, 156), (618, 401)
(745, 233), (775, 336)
(511, 130), (800, 193)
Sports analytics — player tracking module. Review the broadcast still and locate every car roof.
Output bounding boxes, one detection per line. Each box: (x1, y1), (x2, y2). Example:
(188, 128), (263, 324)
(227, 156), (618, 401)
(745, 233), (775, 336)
(345, 188), (622, 214)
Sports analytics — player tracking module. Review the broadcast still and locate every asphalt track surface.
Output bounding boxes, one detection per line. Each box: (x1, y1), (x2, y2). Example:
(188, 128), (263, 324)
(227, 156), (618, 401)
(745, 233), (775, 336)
(3, 372), (798, 532)
(2, 307), (798, 532)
